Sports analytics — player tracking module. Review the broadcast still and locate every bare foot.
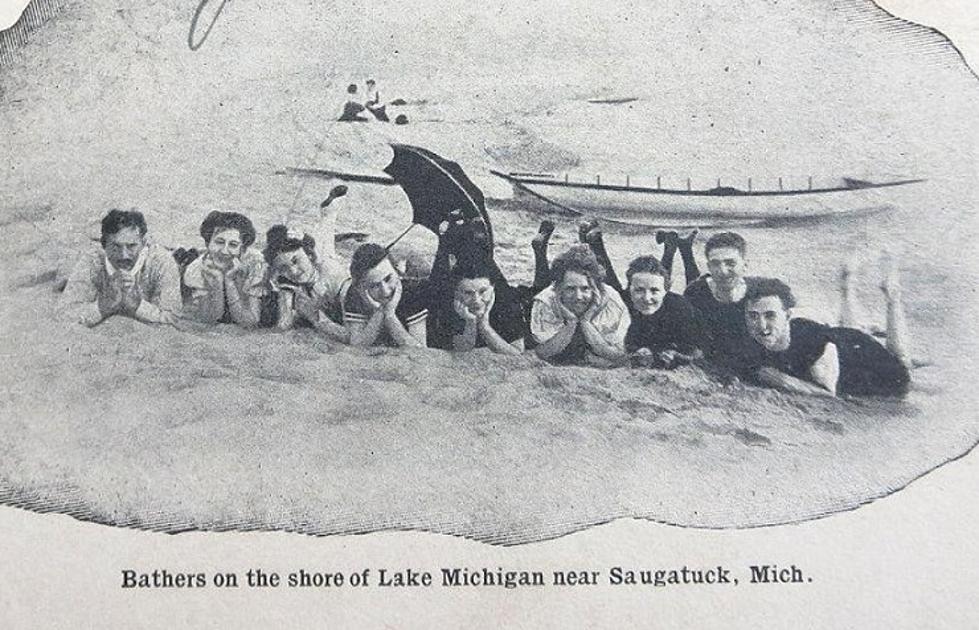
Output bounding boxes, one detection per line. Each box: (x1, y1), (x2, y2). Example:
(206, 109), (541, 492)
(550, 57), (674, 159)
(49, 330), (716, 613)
(880, 249), (902, 299)
(839, 252), (862, 293)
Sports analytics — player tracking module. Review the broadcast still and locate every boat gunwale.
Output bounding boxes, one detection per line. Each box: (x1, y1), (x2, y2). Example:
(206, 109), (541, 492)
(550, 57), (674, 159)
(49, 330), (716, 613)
(491, 170), (925, 198)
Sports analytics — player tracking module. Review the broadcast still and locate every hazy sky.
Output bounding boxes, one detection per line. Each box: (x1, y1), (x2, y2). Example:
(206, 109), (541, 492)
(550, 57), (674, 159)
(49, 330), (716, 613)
(0, 0), (970, 70)
(0, 0), (975, 71)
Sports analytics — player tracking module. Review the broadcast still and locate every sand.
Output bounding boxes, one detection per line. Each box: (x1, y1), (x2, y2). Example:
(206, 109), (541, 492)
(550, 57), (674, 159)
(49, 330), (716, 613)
(1, 0), (978, 545)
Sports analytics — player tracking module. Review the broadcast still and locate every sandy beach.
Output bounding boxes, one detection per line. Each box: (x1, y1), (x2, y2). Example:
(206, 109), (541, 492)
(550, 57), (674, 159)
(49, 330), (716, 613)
(1, 0), (978, 544)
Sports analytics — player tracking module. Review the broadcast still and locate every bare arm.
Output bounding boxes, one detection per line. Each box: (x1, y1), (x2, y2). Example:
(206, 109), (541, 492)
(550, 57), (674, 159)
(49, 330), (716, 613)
(478, 318), (523, 356)
(383, 309), (425, 348)
(754, 366), (837, 398)
(309, 313), (350, 343)
(274, 291), (296, 330)
(402, 316), (427, 348)
(347, 308), (387, 347)
(808, 342), (840, 395)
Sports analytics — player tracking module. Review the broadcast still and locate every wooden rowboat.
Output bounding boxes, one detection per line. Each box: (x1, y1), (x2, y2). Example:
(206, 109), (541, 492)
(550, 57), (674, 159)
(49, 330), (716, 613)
(490, 170), (925, 225)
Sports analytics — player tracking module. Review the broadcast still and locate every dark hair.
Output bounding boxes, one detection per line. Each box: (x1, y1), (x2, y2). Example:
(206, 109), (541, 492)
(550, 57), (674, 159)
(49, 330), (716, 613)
(550, 244), (605, 287)
(100, 209), (147, 247)
(349, 243), (391, 282)
(705, 232), (747, 257)
(626, 255), (671, 290)
(451, 251), (495, 283)
(744, 277), (796, 309)
(347, 84), (358, 94)
(199, 211), (256, 249)
(263, 225), (317, 265)
(394, 114), (409, 125)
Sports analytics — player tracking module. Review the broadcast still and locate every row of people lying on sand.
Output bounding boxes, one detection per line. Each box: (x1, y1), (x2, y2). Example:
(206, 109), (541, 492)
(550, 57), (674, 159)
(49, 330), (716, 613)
(58, 204), (913, 400)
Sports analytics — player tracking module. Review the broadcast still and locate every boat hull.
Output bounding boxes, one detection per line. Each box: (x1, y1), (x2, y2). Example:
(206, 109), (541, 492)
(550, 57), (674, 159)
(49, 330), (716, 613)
(499, 174), (922, 226)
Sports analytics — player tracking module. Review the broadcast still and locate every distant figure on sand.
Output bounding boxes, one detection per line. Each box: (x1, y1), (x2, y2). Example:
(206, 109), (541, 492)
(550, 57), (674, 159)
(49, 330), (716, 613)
(364, 78), (390, 122)
(343, 243), (428, 348)
(338, 83), (369, 122)
(263, 191), (349, 341)
(365, 78), (379, 106)
(59, 209), (181, 327)
(180, 211), (267, 327)
(531, 245), (630, 366)
(740, 271), (912, 398)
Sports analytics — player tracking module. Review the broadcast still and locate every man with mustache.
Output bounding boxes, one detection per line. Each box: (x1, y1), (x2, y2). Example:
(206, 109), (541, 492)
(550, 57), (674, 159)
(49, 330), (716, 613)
(59, 209), (181, 327)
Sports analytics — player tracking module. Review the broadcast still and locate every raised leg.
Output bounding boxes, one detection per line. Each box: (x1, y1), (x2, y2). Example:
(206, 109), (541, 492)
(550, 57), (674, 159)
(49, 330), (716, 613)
(837, 256), (867, 330)
(315, 185), (347, 260)
(880, 252), (912, 370)
(583, 224), (623, 294)
(657, 230), (679, 278)
(531, 220), (555, 292)
(676, 229), (701, 286)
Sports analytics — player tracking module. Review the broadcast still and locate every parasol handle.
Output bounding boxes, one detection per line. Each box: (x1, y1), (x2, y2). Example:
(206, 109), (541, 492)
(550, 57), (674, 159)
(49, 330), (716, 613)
(385, 223), (417, 251)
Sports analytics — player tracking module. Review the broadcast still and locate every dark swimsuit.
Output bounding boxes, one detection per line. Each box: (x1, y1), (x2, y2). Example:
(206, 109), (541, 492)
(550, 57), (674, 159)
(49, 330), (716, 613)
(742, 318), (910, 397)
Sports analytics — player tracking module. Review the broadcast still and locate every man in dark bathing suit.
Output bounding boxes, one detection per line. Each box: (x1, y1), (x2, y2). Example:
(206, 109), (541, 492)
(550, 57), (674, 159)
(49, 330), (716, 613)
(677, 231), (761, 369)
(740, 276), (911, 398)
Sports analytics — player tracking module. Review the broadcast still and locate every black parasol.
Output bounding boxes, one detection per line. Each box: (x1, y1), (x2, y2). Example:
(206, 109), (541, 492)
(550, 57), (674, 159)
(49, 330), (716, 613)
(382, 144), (494, 249)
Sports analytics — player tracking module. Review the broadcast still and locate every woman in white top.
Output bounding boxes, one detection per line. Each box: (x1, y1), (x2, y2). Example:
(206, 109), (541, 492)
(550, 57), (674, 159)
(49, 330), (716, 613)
(181, 211), (267, 327)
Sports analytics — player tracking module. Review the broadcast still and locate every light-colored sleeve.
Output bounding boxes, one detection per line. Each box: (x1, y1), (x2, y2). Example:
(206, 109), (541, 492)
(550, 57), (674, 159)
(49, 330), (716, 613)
(182, 287), (218, 323)
(594, 292), (630, 351)
(135, 252), (181, 324)
(240, 253), (269, 298)
(58, 252), (104, 327)
(530, 292), (565, 345)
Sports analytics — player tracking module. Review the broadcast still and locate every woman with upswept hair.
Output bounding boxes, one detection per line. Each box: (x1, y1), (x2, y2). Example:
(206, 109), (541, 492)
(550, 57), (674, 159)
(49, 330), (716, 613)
(262, 193), (349, 342)
(180, 210), (267, 327)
